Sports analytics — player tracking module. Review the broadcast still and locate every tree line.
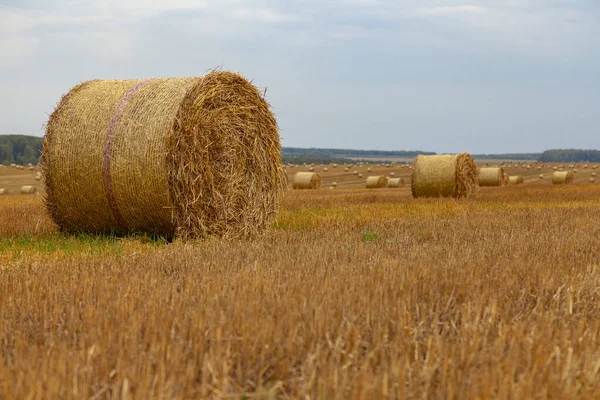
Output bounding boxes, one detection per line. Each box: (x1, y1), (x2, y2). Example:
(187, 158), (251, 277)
(0, 135), (43, 165)
(539, 149), (600, 163)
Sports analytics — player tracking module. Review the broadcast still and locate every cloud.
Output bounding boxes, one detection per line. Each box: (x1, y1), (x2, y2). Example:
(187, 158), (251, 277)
(417, 5), (488, 16)
(230, 8), (295, 23)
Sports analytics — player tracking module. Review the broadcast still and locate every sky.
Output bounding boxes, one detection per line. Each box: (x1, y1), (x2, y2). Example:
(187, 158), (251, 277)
(0, 0), (598, 153)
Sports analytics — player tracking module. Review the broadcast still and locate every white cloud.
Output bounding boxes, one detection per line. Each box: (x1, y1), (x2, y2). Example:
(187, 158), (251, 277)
(231, 8), (294, 23)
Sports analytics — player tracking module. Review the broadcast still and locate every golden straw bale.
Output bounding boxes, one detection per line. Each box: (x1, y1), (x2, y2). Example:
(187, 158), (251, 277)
(552, 171), (574, 184)
(411, 153), (478, 198)
(293, 172), (321, 190)
(592, 173), (597, 177)
(387, 177), (405, 188)
(308, 167), (314, 172)
(479, 167), (506, 187)
(0, 188), (8, 195)
(20, 185), (37, 194)
(590, 178), (595, 183)
(353, 170), (358, 175)
(42, 71), (284, 239)
(358, 174), (363, 178)
(539, 174), (544, 179)
(508, 176), (524, 185)
(365, 176), (387, 189)
(367, 167), (372, 172)
(332, 182), (338, 187)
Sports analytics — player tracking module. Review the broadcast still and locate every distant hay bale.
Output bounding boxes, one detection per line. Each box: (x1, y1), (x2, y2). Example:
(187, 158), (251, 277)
(332, 182), (338, 187)
(387, 177), (404, 188)
(411, 153), (478, 198)
(479, 167), (506, 187)
(390, 172), (396, 177)
(590, 178), (595, 183)
(21, 185), (37, 194)
(308, 167), (314, 172)
(323, 167), (328, 172)
(344, 168), (349, 172)
(358, 174), (363, 178)
(0, 188), (8, 195)
(539, 174), (544, 179)
(353, 170), (358, 175)
(592, 173), (597, 177)
(42, 71), (285, 239)
(293, 172), (321, 190)
(367, 168), (372, 172)
(553, 166), (558, 171)
(552, 171), (574, 185)
(593, 165), (598, 169)
(508, 176), (524, 185)
(366, 176), (387, 189)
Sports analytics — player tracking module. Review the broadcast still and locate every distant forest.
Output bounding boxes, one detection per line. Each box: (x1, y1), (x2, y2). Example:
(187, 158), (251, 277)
(539, 149), (600, 163)
(0, 135), (43, 165)
(0, 135), (598, 165)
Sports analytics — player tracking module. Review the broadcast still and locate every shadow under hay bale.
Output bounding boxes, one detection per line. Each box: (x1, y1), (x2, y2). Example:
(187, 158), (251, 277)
(42, 71), (285, 240)
(293, 172), (321, 190)
(411, 153), (478, 198)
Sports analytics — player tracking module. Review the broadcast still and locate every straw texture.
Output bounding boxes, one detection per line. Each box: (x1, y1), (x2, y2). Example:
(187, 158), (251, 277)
(552, 171), (574, 185)
(365, 176), (387, 189)
(410, 154), (478, 198)
(479, 168), (505, 187)
(293, 172), (321, 190)
(42, 71), (284, 239)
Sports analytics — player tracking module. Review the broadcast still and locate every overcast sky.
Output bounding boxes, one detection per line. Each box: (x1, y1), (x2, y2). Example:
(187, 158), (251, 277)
(0, 0), (598, 153)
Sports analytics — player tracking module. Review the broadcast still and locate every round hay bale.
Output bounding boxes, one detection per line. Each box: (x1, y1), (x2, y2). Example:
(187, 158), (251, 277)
(367, 167), (372, 172)
(539, 174), (544, 179)
(358, 174), (363, 178)
(573, 169), (578, 173)
(0, 188), (8, 195)
(308, 167), (314, 172)
(592, 172), (597, 177)
(593, 165), (598, 169)
(390, 172), (396, 177)
(387, 177), (405, 188)
(479, 167), (506, 187)
(508, 176), (524, 185)
(353, 170), (358, 175)
(366, 176), (387, 189)
(411, 153), (478, 198)
(42, 71), (284, 239)
(332, 182), (338, 187)
(293, 172), (321, 190)
(344, 168), (349, 172)
(21, 185), (37, 194)
(590, 178), (595, 183)
(323, 167), (328, 172)
(553, 166), (558, 171)
(552, 171), (574, 185)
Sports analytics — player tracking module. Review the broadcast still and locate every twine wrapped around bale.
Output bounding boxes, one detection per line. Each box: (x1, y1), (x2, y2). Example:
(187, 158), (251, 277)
(479, 167), (506, 187)
(508, 176), (524, 185)
(410, 153), (478, 198)
(293, 172), (321, 190)
(21, 186), (37, 194)
(552, 171), (574, 185)
(42, 71), (285, 239)
(365, 176), (387, 189)
(387, 177), (404, 188)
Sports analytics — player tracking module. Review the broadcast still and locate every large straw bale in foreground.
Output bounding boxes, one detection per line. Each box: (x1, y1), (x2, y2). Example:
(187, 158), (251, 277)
(479, 167), (506, 187)
(293, 172), (321, 190)
(552, 171), (574, 185)
(366, 176), (387, 189)
(411, 153), (478, 198)
(508, 176), (524, 185)
(42, 71), (284, 239)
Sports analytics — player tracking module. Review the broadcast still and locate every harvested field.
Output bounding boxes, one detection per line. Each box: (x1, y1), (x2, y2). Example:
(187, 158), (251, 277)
(1, 165), (600, 398)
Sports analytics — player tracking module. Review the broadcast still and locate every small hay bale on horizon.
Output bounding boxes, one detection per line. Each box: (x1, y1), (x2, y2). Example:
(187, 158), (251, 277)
(293, 172), (321, 190)
(387, 177), (405, 188)
(0, 188), (8, 195)
(479, 167), (506, 187)
(552, 171), (574, 185)
(366, 176), (387, 189)
(20, 185), (37, 194)
(411, 153), (478, 198)
(508, 176), (524, 185)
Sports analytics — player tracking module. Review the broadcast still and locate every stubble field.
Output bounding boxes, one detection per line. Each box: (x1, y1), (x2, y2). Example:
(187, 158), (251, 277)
(1, 163), (599, 399)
